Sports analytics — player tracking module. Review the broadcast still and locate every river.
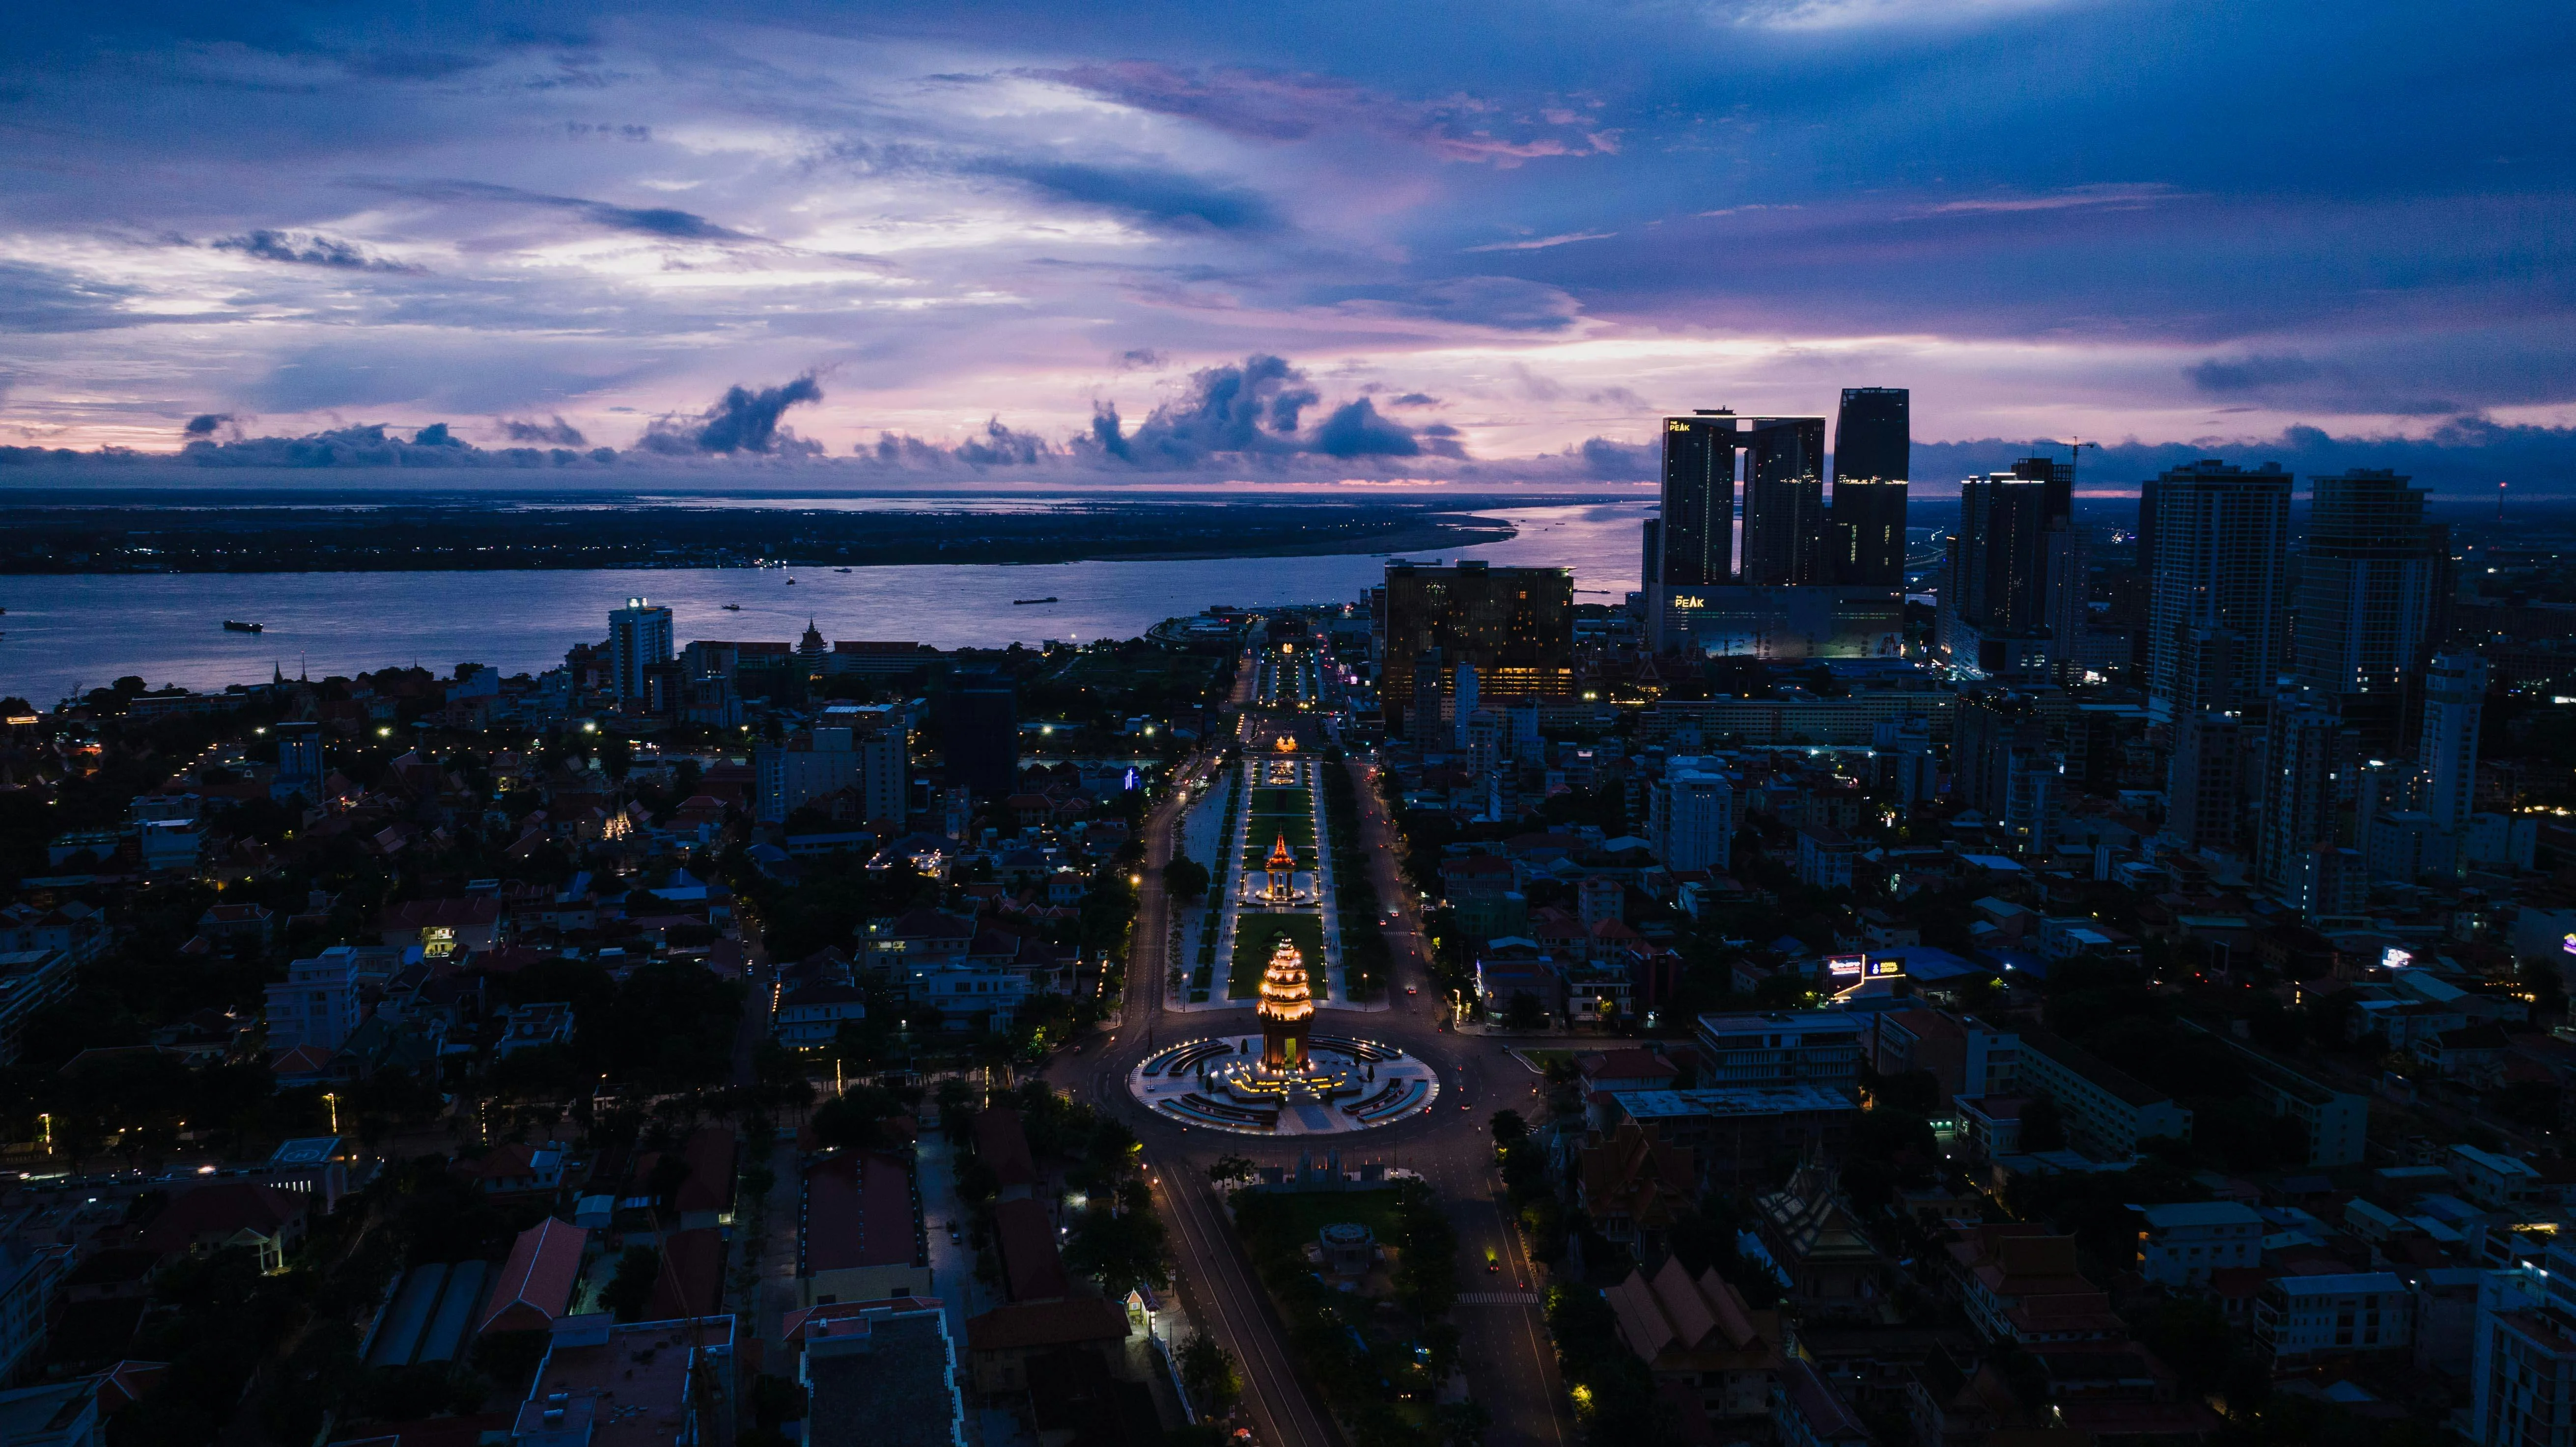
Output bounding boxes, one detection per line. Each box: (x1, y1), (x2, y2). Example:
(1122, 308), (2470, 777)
(0, 500), (1649, 704)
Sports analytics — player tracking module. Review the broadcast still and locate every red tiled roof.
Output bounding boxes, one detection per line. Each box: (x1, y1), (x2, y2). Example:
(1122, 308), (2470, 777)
(479, 1219), (587, 1335)
(994, 1197), (1070, 1303)
(975, 1108), (1038, 1190)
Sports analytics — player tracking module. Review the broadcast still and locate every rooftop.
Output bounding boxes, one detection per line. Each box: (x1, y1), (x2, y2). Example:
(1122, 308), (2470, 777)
(805, 1309), (959, 1447)
(803, 1152), (919, 1275)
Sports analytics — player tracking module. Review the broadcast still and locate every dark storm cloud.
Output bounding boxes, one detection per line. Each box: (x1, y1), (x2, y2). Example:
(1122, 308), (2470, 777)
(2186, 354), (2327, 394)
(500, 415), (587, 445)
(176, 421), (612, 468)
(968, 159), (1277, 234)
(1077, 354), (1436, 470)
(640, 375), (824, 455)
(1387, 392), (1440, 408)
(183, 413), (231, 437)
(1578, 437), (1653, 481)
(213, 229), (425, 273)
(863, 417), (1054, 469)
(350, 178), (751, 242)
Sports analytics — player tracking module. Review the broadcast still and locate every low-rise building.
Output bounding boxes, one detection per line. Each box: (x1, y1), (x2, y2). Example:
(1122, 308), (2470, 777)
(799, 1301), (965, 1447)
(800, 1150), (929, 1307)
(1865, 1009), (2018, 1106)
(0, 949), (77, 1065)
(515, 1312), (735, 1447)
(2257, 1272), (2414, 1365)
(495, 1002), (575, 1058)
(2179, 1023), (2369, 1167)
(1693, 1010), (1864, 1088)
(2134, 1201), (2264, 1287)
(1608, 1085), (1856, 1194)
(2453, 1145), (2547, 1211)
(1602, 1256), (1783, 1441)
(1773, 1357), (1873, 1447)
(264, 948), (363, 1057)
(2015, 1029), (2192, 1160)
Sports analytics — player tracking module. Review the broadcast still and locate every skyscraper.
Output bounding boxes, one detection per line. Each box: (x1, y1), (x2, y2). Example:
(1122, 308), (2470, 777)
(1739, 415), (1828, 586)
(2292, 469), (2443, 755)
(2145, 461), (2293, 720)
(608, 597), (674, 705)
(1828, 388), (1908, 587)
(2420, 651), (2486, 843)
(1939, 468), (2050, 669)
(1380, 560), (1575, 738)
(2256, 696), (2352, 903)
(1658, 413), (1739, 587)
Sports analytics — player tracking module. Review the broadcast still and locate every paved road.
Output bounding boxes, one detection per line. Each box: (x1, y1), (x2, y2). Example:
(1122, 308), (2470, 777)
(1044, 740), (1573, 1447)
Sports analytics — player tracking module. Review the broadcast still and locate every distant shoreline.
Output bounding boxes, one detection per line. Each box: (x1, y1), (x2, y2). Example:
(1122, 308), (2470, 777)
(0, 501), (1521, 575)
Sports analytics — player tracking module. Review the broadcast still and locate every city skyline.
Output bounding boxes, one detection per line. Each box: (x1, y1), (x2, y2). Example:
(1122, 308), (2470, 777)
(2, 2), (2574, 494)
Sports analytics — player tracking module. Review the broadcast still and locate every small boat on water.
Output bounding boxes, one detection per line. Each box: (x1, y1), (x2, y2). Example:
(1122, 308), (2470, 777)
(835, 568), (851, 574)
(722, 604), (742, 611)
(1013, 596), (1059, 606)
(223, 619), (264, 633)
(785, 578), (797, 585)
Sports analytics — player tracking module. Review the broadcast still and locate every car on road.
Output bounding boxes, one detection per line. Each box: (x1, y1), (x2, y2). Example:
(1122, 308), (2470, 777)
(947, 1222), (961, 1243)
(1405, 986), (1417, 995)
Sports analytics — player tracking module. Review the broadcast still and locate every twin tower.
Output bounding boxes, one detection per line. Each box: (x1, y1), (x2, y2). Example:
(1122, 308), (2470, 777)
(1644, 387), (1909, 593)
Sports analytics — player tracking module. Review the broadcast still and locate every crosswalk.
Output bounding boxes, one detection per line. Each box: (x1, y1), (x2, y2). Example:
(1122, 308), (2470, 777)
(1456, 1291), (1540, 1305)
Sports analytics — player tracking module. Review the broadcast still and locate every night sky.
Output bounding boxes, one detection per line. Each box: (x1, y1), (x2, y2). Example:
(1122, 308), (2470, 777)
(3, 0), (2572, 491)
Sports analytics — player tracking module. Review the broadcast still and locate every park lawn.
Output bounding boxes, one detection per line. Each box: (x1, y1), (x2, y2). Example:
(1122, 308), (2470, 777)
(1242, 814), (1315, 862)
(1249, 787), (1312, 815)
(1231, 911), (1325, 998)
(1233, 1187), (1405, 1247)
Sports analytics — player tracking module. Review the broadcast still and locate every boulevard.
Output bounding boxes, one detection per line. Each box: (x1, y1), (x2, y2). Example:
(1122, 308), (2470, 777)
(1043, 652), (1577, 1447)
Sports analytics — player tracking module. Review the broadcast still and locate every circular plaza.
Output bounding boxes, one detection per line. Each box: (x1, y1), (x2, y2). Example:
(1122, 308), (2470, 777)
(1130, 937), (1439, 1135)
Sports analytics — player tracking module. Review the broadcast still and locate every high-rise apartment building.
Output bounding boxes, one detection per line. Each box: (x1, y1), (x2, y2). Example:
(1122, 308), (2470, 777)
(1380, 560), (1574, 738)
(2256, 697), (2351, 904)
(1827, 388), (1908, 588)
(2293, 470), (2444, 754)
(2145, 461), (2292, 720)
(757, 705), (909, 827)
(608, 597), (675, 705)
(2167, 711), (2244, 853)
(1649, 760), (1735, 873)
(944, 674), (1019, 798)
(1658, 413), (1739, 587)
(1739, 416), (1829, 586)
(2420, 652), (2486, 840)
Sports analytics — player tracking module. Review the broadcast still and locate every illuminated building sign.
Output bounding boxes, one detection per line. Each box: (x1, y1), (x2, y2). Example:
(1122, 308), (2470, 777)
(2564, 932), (2576, 957)
(1826, 955), (1865, 978)
(2381, 946), (2413, 971)
(1867, 956), (1907, 978)
(1671, 595), (1706, 610)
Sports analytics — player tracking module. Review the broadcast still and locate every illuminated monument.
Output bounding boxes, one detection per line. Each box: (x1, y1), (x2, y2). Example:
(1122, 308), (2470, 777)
(1262, 834), (1301, 904)
(1126, 932), (1440, 1136)
(1258, 935), (1314, 1069)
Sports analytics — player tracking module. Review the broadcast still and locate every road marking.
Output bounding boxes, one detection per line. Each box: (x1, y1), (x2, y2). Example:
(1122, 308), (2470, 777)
(1457, 1291), (1541, 1305)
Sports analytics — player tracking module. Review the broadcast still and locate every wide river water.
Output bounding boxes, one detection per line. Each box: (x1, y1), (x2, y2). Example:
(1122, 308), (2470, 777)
(0, 500), (1650, 705)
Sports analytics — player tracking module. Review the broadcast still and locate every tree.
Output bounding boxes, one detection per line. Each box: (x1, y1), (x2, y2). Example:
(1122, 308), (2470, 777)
(599, 1246), (661, 1322)
(1436, 1399), (1493, 1447)
(1178, 1332), (1241, 1419)
(1488, 1110), (1528, 1146)
(1161, 857), (1211, 901)
(1207, 1154), (1257, 1188)
(1503, 992), (1547, 1032)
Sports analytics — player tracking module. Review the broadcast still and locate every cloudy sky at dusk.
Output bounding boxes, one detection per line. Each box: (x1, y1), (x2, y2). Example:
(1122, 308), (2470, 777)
(2, 0), (2572, 490)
